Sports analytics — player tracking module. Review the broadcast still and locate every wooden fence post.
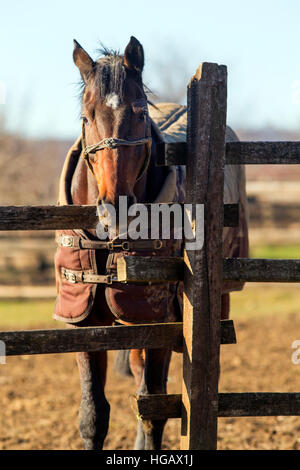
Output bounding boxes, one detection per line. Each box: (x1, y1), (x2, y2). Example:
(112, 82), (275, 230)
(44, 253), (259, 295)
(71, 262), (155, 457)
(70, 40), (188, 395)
(180, 63), (227, 450)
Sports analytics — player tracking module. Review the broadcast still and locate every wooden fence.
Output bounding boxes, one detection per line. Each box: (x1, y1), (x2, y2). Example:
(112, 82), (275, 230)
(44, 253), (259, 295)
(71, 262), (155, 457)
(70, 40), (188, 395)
(0, 62), (300, 450)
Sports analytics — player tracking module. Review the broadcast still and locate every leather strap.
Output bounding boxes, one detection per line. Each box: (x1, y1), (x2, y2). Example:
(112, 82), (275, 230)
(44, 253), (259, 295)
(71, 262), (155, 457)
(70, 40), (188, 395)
(81, 118), (152, 182)
(61, 267), (117, 284)
(56, 234), (164, 251)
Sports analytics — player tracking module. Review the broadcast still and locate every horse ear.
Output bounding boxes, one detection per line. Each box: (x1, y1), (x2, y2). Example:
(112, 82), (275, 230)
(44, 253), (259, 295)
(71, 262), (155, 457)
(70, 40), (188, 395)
(123, 36), (144, 74)
(73, 39), (95, 82)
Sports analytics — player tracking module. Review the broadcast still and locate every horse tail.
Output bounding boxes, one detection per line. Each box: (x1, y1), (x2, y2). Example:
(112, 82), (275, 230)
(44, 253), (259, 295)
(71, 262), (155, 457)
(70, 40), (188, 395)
(114, 350), (133, 377)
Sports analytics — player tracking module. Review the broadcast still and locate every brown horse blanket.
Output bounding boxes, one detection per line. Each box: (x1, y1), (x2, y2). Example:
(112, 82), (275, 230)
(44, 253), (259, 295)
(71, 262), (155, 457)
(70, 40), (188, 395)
(53, 103), (248, 324)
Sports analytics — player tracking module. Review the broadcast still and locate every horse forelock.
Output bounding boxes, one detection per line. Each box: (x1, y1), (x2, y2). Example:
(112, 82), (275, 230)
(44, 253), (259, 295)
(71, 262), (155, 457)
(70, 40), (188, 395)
(79, 48), (150, 107)
(94, 54), (126, 103)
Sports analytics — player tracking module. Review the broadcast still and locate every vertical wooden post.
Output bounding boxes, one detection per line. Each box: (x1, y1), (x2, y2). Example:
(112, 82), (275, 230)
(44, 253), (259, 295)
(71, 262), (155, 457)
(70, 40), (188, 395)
(180, 63), (227, 450)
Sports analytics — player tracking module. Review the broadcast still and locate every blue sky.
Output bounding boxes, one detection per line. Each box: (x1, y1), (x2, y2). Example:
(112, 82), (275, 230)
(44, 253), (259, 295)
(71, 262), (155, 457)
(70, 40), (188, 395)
(1, 0), (300, 139)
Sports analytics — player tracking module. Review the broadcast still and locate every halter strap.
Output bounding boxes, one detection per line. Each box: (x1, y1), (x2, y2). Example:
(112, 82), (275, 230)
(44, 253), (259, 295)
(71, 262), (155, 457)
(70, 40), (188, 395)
(84, 136), (152, 154)
(81, 121), (152, 183)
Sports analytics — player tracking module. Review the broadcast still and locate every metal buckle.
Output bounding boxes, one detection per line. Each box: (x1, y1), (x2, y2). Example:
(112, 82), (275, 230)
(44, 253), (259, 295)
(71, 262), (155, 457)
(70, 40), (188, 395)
(106, 275), (112, 285)
(121, 241), (130, 251)
(107, 241), (130, 251)
(153, 240), (163, 250)
(61, 235), (74, 247)
(64, 271), (76, 283)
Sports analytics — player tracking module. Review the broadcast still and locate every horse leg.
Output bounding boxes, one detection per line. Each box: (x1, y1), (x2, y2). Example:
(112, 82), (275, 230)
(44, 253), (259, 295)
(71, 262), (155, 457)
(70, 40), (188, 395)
(133, 348), (172, 450)
(76, 350), (110, 450)
(128, 349), (145, 450)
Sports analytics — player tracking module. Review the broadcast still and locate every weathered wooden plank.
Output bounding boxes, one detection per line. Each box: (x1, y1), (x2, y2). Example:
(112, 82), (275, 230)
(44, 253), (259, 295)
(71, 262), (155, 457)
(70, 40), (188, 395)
(117, 257), (300, 283)
(156, 142), (187, 166)
(117, 256), (184, 283)
(132, 394), (181, 421)
(224, 203), (239, 227)
(133, 393), (300, 420)
(0, 320), (235, 356)
(156, 141), (300, 166)
(226, 141), (300, 165)
(0, 323), (183, 356)
(0, 205), (99, 230)
(224, 258), (300, 282)
(0, 203), (237, 230)
(219, 392), (300, 417)
(181, 63), (227, 450)
(220, 319), (236, 344)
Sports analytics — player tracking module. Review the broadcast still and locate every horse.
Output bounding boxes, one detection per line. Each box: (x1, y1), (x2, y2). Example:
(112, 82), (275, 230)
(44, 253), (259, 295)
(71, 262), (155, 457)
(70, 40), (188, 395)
(54, 36), (248, 450)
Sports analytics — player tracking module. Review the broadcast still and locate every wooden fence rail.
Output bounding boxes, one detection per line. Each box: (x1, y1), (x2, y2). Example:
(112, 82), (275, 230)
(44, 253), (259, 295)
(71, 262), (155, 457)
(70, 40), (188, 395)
(0, 203), (238, 230)
(133, 393), (300, 420)
(156, 141), (300, 166)
(0, 320), (236, 356)
(117, 256), (300, 283)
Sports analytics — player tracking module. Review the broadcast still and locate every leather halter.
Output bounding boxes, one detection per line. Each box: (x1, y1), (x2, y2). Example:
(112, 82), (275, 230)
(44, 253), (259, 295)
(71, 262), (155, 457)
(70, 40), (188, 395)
(81, 119), (152, 183)
(78, 114), (161, 259)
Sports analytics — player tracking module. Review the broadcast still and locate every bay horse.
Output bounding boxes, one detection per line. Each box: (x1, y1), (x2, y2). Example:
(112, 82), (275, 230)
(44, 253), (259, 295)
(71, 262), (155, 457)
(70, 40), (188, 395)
(54, 36), (248, 450)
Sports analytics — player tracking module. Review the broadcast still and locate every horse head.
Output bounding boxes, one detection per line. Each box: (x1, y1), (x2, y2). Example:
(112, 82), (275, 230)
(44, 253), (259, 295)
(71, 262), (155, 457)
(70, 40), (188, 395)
(73, 37), (151, 214)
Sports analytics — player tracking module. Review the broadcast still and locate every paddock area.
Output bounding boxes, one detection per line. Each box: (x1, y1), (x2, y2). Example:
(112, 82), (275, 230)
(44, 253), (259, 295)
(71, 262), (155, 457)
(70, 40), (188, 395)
(0, 284), (299, 450)
(1, 60), (300, 451)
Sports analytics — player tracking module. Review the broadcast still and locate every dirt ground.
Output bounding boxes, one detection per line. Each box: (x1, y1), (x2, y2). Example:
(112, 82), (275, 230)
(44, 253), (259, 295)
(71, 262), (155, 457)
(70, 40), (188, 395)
(0, 313), (299, 450)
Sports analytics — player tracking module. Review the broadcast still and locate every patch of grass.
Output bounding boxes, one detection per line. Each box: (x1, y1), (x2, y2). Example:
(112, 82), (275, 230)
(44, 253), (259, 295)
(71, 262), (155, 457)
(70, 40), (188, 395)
(0, 300), (59, 330)
(250, 244), (300, 259)
(0, 284), (299, 330)
(230, 284), (300, 319)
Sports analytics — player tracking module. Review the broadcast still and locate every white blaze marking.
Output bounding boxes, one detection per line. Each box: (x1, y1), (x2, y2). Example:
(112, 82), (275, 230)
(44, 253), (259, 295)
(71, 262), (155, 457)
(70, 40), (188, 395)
(106, 93), (120, 109)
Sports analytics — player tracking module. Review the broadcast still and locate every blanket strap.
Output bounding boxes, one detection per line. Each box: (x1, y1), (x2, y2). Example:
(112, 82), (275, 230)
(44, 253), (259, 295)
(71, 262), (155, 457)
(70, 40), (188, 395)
(61, 267), (117, 285)
(56, 234), (164, 251)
